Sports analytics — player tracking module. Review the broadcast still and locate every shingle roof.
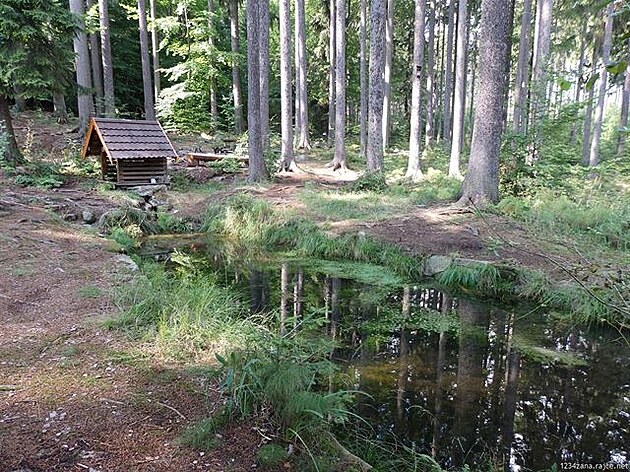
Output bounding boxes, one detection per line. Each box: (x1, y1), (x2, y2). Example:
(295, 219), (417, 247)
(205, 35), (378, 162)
(82, 118), (178, 160)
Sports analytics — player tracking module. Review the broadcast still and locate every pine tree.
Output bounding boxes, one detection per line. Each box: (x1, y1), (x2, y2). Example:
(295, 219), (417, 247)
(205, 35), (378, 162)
(0, 0), (75, 164)
(137, 0), (155, 120)
(367, 0), (386, 173)
(69, 0), (95, 136)
(98, 0), (116, 117)
(458, 0), (511, 206)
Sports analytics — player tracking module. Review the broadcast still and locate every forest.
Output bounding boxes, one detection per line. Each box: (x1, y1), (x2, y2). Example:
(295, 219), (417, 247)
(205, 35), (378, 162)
(1, 0), (629, 470)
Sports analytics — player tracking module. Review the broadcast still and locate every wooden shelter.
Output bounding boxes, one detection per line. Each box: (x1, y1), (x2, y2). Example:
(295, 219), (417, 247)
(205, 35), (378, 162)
(81, 118), (177, 187)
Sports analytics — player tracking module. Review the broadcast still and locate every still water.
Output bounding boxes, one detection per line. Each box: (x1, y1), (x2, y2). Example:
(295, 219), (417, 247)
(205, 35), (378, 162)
(145, 237), (630, 470)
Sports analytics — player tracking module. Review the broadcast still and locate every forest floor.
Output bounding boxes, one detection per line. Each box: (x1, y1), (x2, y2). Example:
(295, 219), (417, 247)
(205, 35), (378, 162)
(1, 113), (624, 471)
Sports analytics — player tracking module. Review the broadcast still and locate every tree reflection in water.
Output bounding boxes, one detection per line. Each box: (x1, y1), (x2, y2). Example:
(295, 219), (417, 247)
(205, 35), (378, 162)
(190, 254), (629, 470)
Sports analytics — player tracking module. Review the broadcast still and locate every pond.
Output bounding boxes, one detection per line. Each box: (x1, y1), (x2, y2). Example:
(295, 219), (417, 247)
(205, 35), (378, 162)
(143, 236), (630, 470)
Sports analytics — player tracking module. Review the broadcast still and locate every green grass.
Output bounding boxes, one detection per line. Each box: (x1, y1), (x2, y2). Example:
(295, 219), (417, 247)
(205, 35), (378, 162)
(299, 189), (414, 222)
(77, 285), (103, 298)
(178, 410), (231, 451)
(256, 444), (289, 468)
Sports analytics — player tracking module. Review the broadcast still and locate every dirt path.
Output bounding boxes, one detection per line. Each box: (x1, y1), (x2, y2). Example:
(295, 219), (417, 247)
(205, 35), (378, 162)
(0, 178), (262, 472)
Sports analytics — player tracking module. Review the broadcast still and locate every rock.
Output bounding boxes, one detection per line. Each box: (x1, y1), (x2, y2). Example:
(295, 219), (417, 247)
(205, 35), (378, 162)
(423, 255), (452, 276)
(82, 210), (96, 224)
(113, 254), (138, 272)
(129, 184), (168, 198)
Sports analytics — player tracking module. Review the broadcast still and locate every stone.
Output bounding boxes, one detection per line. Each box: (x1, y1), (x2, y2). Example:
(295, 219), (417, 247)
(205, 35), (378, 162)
(113, 254), (138, 272)
(82, 210), (96, 224)
(129, 184), (168, 198)
(423, 255), (452, 276)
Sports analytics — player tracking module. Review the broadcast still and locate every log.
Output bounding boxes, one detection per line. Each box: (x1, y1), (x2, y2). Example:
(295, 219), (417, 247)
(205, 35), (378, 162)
(186, 152), (249, 167)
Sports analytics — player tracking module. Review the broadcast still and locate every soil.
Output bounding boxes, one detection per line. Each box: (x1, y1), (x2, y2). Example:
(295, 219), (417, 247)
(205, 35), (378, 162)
(0, 115), (616, 471)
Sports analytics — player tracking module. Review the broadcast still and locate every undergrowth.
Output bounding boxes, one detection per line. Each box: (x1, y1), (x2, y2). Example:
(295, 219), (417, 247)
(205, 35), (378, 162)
(108, 256), (363, 469)
(202, 194), (422, 279)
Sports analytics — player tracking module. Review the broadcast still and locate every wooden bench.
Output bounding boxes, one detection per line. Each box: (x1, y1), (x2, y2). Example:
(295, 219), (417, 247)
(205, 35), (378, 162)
(186, 152), (249, 167)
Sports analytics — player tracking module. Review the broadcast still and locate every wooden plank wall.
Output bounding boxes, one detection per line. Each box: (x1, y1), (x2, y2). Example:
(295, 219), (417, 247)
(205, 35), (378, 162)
(116, 158), (167, 186)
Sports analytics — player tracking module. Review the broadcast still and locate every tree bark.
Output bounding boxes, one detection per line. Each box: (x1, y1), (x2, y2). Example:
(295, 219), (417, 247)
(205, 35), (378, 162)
(458, 0), (511, 206)
(13, 86), (26, 113)
(367, 0), (387, 173)
(359, 0), (368, 159)
(449, 0), (467, 178)
(98, 0), (115, 117)
(86, 0), (104, 116)
(406, 0), (427, 180)
(207, 0), (218, 129)
(588, 2), (613, 167)
(279, 0), (295, 171)
(150, 0), (161, 106)
(581, 45), (598, 166)
(529, 0), (553, 135)
(425, 0), (436, 147)
(247, 0), (267, 182)
(229, 0), (244, 134)
(52, 92), (68, 124)
(511, 0), (532, 134)
(295, 0), (310, 149)
(327, 0), (336, 147)
(381, 0), (394, 150)
(332, 0), (346, 170)
(137, 0), (155, 120)
(70, 0), (95, 135)
(618, 39), (630, 156)
(443, 0), (456, 147)
(569, 18), (587, 145)
(0, 95), (23, 165)
(259, 0), (270, 150)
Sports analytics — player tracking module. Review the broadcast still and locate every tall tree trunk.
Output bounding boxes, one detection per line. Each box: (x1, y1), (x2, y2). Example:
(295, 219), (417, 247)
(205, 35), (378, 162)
(449, 0), (468, 178)
(511, 0), (532, 134)
(295, 0), (310, 149)
(588, 2), (613, 167)
(529, 0), (553, 137)
(618, 39), (630, 156)
(582, 45), (598, 166)
(501, 0), (516, 131)
(229, 0), (244, 134)
(425, 0), (436, 147)
(52, 92), (68, 124)
(279, 0), (296, 171)
(247, 0), (267, 181)
(98, 0), (115, 117)
(458, 0), (511, 206)
(443, 0), (456, 147)
(381, 0), (394, 150)
(367, 0), (387, 173)
(295, 10), (302, 144)
(327, 0), (336, 146)
(570, 18), (587, 145)
(0, 96), (23, 165)
(70, 0), (95, 135)
(259, 0), (270, 150)
(359, 0), (368, 159)
(207, 0), (218, 129)
(435, 4), (445, 143)
(150, 0), (161, 106)
(86, 0), (104, 116)
(137, 0), (155, 120)
(406, 0), (427, 180)
(332, 0), (346, 170)
(13, 86), (26, 112)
